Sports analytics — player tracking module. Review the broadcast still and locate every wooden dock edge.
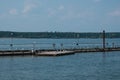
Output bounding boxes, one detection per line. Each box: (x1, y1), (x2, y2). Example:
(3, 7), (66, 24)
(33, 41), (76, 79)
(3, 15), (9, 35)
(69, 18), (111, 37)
(35, 51), (75, 56)
(0, 48), (120, 56)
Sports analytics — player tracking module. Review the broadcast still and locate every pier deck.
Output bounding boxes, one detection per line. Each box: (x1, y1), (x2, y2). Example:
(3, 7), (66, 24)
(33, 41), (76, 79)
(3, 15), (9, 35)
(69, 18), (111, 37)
(0, 47), (120, 56)
(35, 51), (75, 56)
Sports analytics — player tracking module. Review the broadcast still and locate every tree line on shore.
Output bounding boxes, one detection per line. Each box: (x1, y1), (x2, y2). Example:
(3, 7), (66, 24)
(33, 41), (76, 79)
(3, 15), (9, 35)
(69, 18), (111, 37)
(0, 31), (120, 38)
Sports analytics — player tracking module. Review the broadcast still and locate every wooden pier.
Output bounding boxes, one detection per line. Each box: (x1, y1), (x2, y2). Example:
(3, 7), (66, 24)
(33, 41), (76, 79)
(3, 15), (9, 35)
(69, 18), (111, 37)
(0, 31), (119, 56)
(35, 51), (75, 56)
(0, 47), (120, 56)
(0, 50), (33, 56)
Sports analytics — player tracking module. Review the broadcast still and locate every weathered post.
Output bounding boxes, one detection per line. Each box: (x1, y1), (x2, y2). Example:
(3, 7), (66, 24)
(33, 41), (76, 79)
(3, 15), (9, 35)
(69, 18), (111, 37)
(32, 42), (36, 54)
(103, 30), (106, 49)
(10, 33), (13, 50)
(112, 42), (115, 48)
(53, 43), (56, 51)
(77, 34), (80, 49)
(60, 43), (63, 51)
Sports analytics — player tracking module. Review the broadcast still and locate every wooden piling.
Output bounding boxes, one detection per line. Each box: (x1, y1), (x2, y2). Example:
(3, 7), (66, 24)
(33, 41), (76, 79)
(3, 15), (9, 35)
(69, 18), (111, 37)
(103, 30), (106, 49)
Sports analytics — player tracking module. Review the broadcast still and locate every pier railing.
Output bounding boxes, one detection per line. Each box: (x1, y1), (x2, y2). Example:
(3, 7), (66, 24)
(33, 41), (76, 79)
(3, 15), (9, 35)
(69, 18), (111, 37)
(1, 30), (120, 51)
(0, 42), (119, 51)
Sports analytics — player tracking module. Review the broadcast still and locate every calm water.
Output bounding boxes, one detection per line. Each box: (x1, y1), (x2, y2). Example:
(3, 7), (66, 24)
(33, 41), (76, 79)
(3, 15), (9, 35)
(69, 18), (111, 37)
(0, 38), (120, 50)
(0, 38), (120, 80)
(0, 51), (120, 80)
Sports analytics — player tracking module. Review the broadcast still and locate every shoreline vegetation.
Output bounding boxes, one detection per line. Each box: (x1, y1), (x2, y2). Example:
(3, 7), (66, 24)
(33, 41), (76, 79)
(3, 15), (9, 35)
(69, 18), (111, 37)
(0, 31), (120, 38)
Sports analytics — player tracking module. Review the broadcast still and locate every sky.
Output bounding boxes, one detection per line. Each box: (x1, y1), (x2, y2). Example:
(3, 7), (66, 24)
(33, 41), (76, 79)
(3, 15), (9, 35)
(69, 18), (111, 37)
(0, 0), (120, 32)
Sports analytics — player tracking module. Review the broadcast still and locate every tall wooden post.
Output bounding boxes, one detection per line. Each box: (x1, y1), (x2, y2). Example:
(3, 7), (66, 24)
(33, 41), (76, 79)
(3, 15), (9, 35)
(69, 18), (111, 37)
(10, 33), (13, 50)
(103, 30), (105, 49)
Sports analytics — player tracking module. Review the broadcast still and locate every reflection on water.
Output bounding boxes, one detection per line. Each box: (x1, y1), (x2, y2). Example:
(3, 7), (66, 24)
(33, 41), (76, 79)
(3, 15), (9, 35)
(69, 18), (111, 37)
(0, 51), (120, 80)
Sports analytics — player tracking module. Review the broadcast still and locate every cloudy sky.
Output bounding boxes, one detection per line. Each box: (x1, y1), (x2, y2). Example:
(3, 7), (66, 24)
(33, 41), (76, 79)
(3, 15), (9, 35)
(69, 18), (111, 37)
(0, 0), (120, 32)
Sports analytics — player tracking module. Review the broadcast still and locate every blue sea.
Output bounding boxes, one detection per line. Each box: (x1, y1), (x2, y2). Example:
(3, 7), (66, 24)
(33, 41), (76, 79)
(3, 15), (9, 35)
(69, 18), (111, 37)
(0, 38), (120, 80)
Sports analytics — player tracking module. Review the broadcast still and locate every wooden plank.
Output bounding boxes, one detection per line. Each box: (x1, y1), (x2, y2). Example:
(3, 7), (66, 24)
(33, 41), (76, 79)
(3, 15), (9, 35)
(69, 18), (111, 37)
(35, 51), (75, 56)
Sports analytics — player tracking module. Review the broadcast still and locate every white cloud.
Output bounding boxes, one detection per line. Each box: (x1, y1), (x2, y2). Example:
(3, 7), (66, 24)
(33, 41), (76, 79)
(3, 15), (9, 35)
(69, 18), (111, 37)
(94, 0), (101, 2)
(48, 5), (65, 17)
(47, 8), (56, 17)
(58, 5), (64, 10)
(60, 11), (91, 20)
(22, 0), (38, 14)
(9, 9), (18, 15)
(22, 3), (37, 14)
(47, 6), (92, 20)
(109, 10), (120, 16)
(7, 0), (38, 16)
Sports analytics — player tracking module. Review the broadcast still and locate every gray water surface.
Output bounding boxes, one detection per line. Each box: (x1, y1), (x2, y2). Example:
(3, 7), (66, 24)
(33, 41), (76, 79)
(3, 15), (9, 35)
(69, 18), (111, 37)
(0, 51), (120, 80)
(0, 38), (120, 80)
(0, 38), (120, 50)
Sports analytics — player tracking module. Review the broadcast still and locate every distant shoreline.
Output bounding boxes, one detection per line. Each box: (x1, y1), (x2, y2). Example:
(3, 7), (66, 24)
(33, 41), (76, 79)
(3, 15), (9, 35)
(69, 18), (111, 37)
(0, 31), (120, 38)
